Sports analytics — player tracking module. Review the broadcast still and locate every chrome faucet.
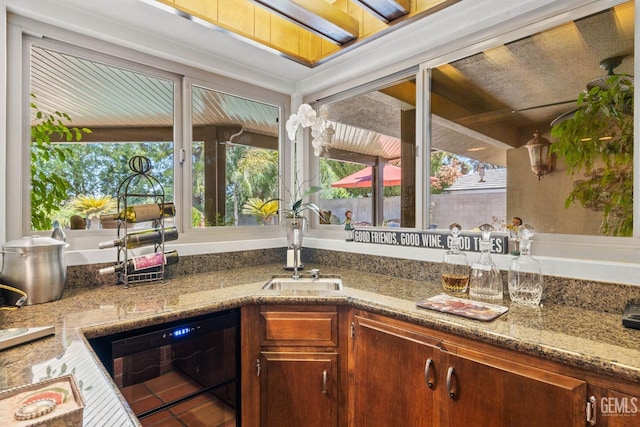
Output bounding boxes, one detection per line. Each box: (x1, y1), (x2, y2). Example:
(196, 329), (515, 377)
(311, 269), (320, 280)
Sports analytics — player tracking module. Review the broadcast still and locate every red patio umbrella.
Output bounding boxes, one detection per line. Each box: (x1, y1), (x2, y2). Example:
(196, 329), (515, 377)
(331, 164), (437, 188)
(331, 164), (402, 188)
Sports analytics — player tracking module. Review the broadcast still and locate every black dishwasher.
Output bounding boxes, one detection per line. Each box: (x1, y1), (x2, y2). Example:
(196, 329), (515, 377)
(89, 309), (240, 427)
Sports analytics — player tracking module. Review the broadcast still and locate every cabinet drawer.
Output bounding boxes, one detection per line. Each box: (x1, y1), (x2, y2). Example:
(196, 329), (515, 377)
(260, 306), (338, 347)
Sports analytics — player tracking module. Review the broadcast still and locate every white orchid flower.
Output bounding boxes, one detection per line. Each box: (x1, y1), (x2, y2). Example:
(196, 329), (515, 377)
(324, 124), (335, 142)
(297, 104), (317, 128)
(286, 113), (300, 141)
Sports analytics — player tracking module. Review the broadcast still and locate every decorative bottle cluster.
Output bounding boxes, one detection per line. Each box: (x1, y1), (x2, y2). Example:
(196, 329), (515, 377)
(439, 222), (543, 306)
(100, 156), (179, 286)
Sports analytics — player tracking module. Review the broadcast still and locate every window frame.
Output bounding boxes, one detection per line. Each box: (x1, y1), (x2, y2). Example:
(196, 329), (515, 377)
(302, 0), (639, 284)
(414, 0), (638, 264)
(6, 14), (290, 261)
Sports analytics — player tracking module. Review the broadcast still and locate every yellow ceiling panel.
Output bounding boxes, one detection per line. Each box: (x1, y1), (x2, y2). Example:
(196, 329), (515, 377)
(151, 0), (461, 67)
(173, 0), (218, 20)
(218, 0), (256, 35)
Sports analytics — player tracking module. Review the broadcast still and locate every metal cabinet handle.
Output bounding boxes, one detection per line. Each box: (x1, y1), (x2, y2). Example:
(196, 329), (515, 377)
(322, 369), (328, 395)
(446, 367), (457, 399)
(424, 358), (435, 389)
(586, 396), (597, 426)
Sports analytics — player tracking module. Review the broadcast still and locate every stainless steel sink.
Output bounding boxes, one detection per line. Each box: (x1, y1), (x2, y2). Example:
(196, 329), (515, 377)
(263, 275), (343, 291)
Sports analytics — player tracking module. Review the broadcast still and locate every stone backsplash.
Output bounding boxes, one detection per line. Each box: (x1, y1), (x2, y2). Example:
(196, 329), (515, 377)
(66, 247), (640, 314)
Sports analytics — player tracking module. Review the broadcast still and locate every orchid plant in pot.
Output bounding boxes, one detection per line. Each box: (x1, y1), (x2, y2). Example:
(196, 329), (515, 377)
(281, 103), (334, 247)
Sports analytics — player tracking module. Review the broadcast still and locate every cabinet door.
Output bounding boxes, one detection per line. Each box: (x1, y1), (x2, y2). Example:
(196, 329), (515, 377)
(442, 348), (587, 427)
(260, 351), (338, 427)
(351, 314), (441, 427)
(588, 386), (640, 427)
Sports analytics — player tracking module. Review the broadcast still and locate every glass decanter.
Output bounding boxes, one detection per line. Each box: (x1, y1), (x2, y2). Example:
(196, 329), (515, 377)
(469, 224), (503, 302)
(508, 225), (543, 306)
(441, 223), (470, 293)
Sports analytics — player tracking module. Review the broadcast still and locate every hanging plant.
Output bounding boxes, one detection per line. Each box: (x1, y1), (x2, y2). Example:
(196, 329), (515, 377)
(550, 74), (633, 236)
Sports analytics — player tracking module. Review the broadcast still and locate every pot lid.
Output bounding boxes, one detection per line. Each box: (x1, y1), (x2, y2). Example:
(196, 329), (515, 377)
(3, 236), (67, 248)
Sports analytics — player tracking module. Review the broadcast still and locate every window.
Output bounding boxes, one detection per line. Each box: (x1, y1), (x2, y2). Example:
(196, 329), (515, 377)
(317, 76), (417, 228)
(13, 28), (287, 251)
(28, 44), (176, 232)
(191, 85), (279, 227)
(426, 1), (634, 237)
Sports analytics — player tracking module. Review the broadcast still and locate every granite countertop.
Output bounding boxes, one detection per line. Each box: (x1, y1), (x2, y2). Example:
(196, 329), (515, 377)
(1, 263), (639, 426)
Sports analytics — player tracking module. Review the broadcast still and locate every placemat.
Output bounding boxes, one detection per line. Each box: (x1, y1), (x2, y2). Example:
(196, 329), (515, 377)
(416, 294), (508, 321)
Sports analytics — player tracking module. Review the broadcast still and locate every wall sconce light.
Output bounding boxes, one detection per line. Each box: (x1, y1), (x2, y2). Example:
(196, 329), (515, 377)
(525, 130), (552, 180)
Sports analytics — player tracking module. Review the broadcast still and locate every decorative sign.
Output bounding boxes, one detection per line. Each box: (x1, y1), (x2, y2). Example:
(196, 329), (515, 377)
(352, 229), (509, 254)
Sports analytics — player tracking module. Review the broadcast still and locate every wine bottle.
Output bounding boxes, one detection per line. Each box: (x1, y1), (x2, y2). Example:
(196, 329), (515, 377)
(100, 202), (176, 223)
(98, 227), (178, 249)
(99, 250), (179, 275)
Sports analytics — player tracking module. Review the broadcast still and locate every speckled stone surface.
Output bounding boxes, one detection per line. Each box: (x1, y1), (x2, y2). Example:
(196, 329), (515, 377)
(306, 249), (640, 313)
(2, 250), (640, 426)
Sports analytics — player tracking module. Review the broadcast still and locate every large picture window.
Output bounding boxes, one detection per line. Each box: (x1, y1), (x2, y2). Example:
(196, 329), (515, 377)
(29, 44), (176, 232)
(317, 76), (418, 228)
(23, 37), (285, 246)
(426, 1), (633, 237)
(191, 85), (279, 227)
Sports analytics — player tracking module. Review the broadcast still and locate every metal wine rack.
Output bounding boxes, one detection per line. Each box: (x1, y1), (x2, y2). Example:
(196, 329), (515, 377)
(115, 156), (168, 287)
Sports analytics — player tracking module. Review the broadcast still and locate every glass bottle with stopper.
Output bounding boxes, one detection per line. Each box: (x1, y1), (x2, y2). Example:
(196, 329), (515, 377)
(508, 224), (543, 306)
(469, 224), (503, 302)
(441, 223), (470, 293)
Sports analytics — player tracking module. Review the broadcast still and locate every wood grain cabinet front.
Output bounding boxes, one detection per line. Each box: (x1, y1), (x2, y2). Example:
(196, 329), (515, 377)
(242, 305), (348, 427)
(349, 310), (587, 427)
(586, 386), (640, 427)
(349, 312), (440, 426)
(243, 305), (640, 427)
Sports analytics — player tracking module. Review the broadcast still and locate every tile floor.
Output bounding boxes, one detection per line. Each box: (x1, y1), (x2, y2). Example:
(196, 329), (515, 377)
(120, 370), (236, 427)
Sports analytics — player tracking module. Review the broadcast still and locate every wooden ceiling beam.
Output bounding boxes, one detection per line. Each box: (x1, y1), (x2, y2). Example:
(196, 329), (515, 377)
(351, 0), (410, 23)
(251, 0), (359, 44)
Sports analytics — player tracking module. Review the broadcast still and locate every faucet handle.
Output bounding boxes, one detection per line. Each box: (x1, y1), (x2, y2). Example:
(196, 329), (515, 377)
(311, 269), (320, 279)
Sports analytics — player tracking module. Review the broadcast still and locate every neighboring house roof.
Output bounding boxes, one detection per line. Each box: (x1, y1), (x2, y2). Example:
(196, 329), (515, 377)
(444, 168), (506, 191)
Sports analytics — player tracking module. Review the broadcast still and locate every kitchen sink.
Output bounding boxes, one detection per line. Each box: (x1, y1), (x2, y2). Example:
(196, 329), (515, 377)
(262, 275), (343, 291)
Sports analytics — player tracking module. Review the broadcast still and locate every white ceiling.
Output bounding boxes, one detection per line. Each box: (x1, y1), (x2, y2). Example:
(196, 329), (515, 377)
(9, 0), (625, 96)
(15, 0), (635, 165)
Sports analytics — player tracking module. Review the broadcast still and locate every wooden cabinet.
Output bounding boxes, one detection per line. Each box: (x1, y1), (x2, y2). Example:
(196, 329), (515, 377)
(586, 386), (640, 426)
(440, 346), (586, 427)
(350, 313), (440, 426)
(350, 310), (587, 427)
(242, 305), (348, 427)
(243, 304), (640, 427)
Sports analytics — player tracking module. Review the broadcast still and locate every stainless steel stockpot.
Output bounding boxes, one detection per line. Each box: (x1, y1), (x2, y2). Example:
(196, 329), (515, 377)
(0, 236), (68, 305)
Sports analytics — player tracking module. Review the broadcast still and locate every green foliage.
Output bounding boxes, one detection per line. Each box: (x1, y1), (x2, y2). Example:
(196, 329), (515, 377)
(67, 194), (117, 217)
(30, 94), (92, 230)
(223, 146), (279, 226)
(242, 198), (279, 224)
(550, 75), (633, 236)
